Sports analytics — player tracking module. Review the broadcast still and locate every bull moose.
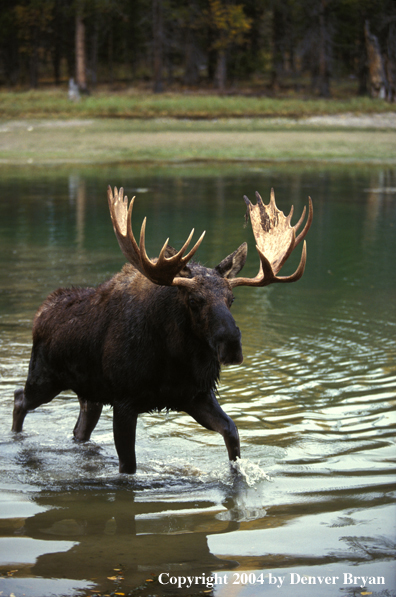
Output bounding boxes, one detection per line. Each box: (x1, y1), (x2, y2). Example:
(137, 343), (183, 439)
(12, 186), (312, 474)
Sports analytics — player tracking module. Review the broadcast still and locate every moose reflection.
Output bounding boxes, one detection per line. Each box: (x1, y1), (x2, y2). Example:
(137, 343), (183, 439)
(9, 486), (239, 594)
(12, 187), (312, 473)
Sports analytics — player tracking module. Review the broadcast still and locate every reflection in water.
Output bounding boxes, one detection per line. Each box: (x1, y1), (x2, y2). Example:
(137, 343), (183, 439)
(69, 174), (86, 251)
(0, 163), (395, 596)
(16, 487), (239, 589)
(363, 169), (396, 247)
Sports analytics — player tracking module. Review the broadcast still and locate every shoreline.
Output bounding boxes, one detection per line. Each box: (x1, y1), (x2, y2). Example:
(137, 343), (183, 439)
(0, 115), (395, 165)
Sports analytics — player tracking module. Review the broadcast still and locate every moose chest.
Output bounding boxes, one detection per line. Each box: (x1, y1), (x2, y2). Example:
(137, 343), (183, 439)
(98, 294), (219, 413)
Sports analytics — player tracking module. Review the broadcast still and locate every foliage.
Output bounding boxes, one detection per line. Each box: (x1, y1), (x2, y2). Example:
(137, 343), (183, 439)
(0, 0), (394, 96)
(0, 88), (394, 119)
(206, 0), (252, 52)
(14, 0), (54, 52)
(13, 0), (55, 87)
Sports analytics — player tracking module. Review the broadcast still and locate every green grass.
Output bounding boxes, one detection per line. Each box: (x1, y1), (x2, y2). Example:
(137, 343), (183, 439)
(0, 88), (395, 119)
(0, 118), (395, 164)
(0, 90), (394, 164)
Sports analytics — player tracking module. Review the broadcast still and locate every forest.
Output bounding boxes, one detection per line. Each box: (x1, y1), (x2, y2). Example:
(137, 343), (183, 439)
(0, 0), (395, 100)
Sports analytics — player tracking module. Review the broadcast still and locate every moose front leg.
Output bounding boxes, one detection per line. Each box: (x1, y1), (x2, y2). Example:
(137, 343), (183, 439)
(185, 391), (240, 462)
(12, 388), (29, 432)
(113, 404), (138, 474)
(12, 380), (60, 433)
(73, 397), (103, 442)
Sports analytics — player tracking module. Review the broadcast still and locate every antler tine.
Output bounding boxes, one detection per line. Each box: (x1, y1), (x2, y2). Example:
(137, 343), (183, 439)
(255, 190), (264, 205)
(138, 216), (152, 273)
(137, 211), (205, 286)
(179, 230), (206, 265)
(155, 228), (206, 270)
(159, 228), (195, 266)
(257, 239), (307, 284)
(269, 188), (275, 207)
(293, 204), (306, 232)
(229, 189), (312, 289)
(243, 195), (252, 210)
(139, 221), (206, 286)
(108, 186), (141, 270)
(295, 196), (313, 246)
(126, 195), (141, 257)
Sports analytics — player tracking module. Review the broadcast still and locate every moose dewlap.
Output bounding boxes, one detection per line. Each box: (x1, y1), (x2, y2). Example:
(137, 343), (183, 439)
(12, 186), (313, 474)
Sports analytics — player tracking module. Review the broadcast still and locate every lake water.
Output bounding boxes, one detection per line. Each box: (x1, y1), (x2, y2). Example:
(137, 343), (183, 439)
(0, 163), (395, 597)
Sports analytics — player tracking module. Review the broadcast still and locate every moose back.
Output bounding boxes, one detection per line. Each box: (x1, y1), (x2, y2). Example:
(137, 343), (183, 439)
(12, 186), (312, 474)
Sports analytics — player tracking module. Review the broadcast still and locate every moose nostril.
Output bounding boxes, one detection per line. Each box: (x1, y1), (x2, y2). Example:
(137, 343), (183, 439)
(217, 338), (243, 366)
(217, 322), (241, 345)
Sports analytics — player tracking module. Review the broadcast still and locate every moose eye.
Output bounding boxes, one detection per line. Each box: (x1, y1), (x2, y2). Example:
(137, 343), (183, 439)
(189, 297), (202, 309)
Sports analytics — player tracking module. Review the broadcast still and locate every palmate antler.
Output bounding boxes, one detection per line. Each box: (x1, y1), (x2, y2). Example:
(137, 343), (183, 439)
(107, 186), (205, 287)
(228, 189), (313, 288)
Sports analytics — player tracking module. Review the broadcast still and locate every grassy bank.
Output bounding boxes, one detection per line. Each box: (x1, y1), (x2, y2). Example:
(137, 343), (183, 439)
(1, 89), (396, 119)
(0, 118), (395, 164)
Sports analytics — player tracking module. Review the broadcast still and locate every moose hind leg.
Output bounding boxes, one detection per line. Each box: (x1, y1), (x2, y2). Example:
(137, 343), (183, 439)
(186, 391), (240, 462)
(73, 397), (103, 442)
(113, 404), (138, 474)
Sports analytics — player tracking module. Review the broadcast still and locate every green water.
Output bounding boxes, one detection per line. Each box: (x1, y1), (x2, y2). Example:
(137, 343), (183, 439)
(0, 163), (395, 597)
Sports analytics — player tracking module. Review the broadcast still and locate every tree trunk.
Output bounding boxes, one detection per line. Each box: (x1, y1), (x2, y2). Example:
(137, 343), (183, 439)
(75, 3), (87, 92)
(364, 21), (387, 99)
(184, 1), (200, 86)
(357, 34), (368, 96)
(318, 0), (330, 97)
(215, 49), (226, 92)
(270, 4), (285, 91)
(153, 0), (163, 93)
(90, 13), (99, 88)
(29, 24), (38, 88)
(385, 22), (396, 102)
(108, 17), (114, 86)
(4, 40), (19, 86)
(52, 0), (62, 85)
(184, 37), (200, 85)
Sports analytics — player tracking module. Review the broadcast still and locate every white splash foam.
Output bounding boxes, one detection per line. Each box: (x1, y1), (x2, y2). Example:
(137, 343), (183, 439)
(230, 457), (271, 486)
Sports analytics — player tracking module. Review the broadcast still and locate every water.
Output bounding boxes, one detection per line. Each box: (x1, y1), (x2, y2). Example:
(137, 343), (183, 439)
(0, 163), (395, 597)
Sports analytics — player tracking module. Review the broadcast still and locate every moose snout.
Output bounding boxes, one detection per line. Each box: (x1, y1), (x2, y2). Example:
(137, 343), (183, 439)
(215, 324), (243, 366)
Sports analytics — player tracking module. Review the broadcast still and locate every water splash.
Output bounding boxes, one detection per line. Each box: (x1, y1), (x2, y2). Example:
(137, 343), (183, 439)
(230, 457), (271, 486)
(134, 455), (271, 491)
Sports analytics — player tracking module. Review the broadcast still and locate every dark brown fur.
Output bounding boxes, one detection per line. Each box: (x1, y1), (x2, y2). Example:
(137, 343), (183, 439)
(12, 250), (247, 473)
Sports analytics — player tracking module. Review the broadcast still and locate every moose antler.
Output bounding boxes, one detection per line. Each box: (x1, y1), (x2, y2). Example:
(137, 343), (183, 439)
(108, 186), (205, 286)
(229, 189), (313, 288)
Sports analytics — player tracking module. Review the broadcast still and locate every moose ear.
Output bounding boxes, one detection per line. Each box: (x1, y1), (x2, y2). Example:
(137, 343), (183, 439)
(215, 243), (248, 279)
